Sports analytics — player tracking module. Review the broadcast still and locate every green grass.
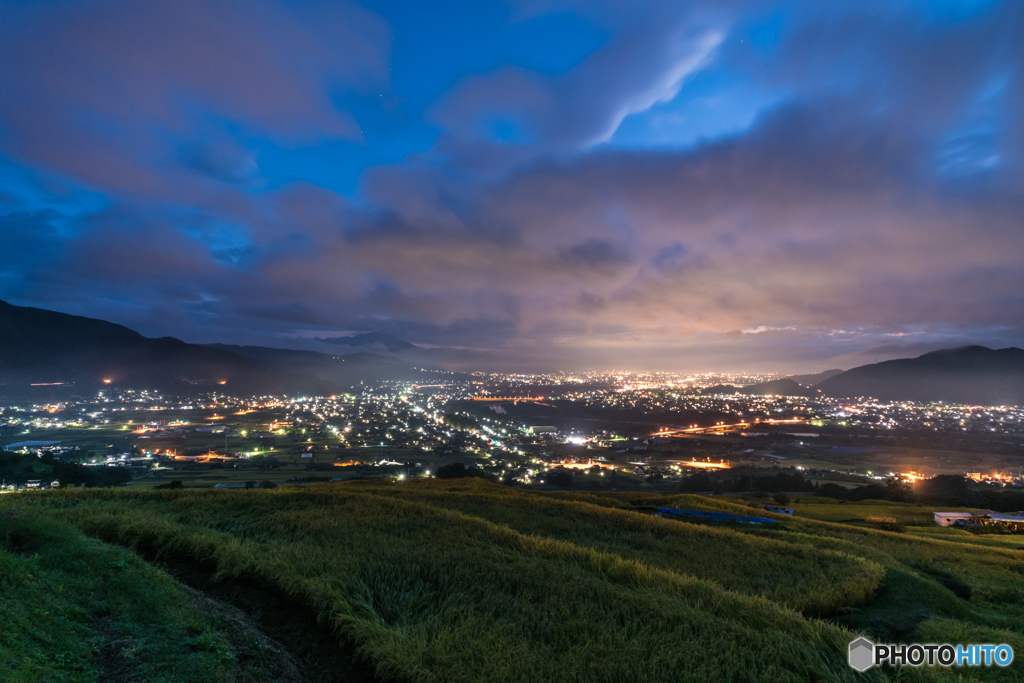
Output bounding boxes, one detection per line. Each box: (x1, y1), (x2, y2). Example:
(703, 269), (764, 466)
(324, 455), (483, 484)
(359, 480), (886, 615)
(0, 512), (256, 682)
(789, 498), (945, 526)
(3, 480), (1024, 681)
(907, 525), (1024, 549)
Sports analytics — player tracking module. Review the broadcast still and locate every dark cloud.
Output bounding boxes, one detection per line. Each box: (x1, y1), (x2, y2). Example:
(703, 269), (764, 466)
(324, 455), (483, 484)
(0, 0), (1022, 372)
(0, 210), (64, 268)
(178, 139), (261, 186)
(0, 0), (389, 195)
(559, 239), (633, 272)
(651, 243), (688, 272)
(576, 291), (609, 313)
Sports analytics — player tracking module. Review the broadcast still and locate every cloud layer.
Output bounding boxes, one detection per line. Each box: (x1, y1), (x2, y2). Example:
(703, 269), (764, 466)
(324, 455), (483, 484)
(1, 0), (1023, 372)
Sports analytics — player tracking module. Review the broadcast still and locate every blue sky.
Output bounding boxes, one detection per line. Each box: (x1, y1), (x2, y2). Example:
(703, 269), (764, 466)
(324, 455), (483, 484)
(1, 0), (1022, 372)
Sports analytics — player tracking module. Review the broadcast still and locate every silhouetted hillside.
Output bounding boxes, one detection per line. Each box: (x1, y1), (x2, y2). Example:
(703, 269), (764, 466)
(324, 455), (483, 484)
(207, 344), (467, 384)
(785, 369), (843, 386)
(701, 384), (740, 395)
(315, 332), (418, 353)
(701, 379), (812, 397)
(312, 333), (499, 371)
(816, 346), (1024, 405)
(738, 378), (813, 397)
(0, 301), (334, 397)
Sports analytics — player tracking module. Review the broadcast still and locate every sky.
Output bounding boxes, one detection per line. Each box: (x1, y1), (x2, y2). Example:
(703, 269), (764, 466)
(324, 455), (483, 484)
(1, 0), (1023, 373)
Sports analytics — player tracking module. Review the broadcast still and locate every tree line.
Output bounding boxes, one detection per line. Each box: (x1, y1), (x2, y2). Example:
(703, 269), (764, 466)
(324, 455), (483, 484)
(680, 468), (1024, 513)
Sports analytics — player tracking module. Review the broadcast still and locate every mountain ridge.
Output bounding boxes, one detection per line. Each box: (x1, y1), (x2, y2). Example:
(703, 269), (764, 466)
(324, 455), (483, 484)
(816, 345), (1024, 405)
(702, 378), (814, 397)
(315, 332), (419, 353)
(206, 343), (469, 384)
(0, 301), (334, 397)
(785, 369), (843, 386)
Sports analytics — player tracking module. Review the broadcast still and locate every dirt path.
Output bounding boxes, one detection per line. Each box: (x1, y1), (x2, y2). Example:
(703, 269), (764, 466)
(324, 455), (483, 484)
(177, 581), (310, 682)
(160, 557), (384, 683)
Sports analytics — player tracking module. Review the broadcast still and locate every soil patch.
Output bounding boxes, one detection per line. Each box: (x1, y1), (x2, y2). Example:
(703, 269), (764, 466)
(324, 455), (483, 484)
(157, 555), (383, 683)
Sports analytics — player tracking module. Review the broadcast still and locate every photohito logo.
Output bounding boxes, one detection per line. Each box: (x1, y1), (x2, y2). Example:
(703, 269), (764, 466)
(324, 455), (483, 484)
(848, 637), (1014, 671)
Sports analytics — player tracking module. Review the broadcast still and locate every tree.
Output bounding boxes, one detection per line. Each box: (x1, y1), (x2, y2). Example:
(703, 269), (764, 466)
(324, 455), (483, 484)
(679, 472), (713, 492)
(435, 463), (468, 479)
(546, 469), (573, 488)
(916, 475), (971, 506)
(772, 492), (791, 506)
(816, 483), (850, 500)
(53, 461), (132, 488)
(885, 477), (914, 503)
(443, 413), (479, 431)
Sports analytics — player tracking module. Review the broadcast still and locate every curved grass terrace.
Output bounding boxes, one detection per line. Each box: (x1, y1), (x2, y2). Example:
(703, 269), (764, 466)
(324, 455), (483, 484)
(3, 479), (1024, 682)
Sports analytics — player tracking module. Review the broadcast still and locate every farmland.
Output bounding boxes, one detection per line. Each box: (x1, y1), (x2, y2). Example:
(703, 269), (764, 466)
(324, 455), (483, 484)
(0, 510), (324, 682)
(3, 479), (1024, 681)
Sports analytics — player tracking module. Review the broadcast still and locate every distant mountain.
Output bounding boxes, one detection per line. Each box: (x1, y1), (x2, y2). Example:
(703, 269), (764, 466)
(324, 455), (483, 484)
(738, 378), (813, 397)
(816, 346), (1024, 405)
(405, 346), (500, 370)
(206, 344), (467, 384)
(312, 332), (501, 372)
(701, 379), (812, 397)
(0, 301), (334, 397)
(785, 369), (843, 386)
(701, 384), (741, 395)
(316, 332), (419, 353)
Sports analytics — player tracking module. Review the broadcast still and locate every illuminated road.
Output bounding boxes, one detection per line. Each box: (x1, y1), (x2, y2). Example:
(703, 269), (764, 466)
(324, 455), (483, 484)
(467, 396), (545, 403)
(653, 418), (805, 436)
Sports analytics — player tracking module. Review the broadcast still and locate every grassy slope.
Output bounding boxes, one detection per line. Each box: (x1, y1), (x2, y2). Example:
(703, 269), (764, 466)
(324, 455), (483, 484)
(2, 480), (1023, 682)
(0, 512), (254, 682)
(361, 482), (886, 616)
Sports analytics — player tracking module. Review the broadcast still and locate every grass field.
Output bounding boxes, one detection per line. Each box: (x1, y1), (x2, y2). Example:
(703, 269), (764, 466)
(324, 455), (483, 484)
(3, 479), (1024, 681)
(0, 511), (317, 682)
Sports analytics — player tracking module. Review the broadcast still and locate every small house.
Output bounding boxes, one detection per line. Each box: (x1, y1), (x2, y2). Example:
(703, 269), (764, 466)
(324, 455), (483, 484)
(988, 514), (1024, 532)
(934, 512), (973, 527)
(527, 426), (558, 435)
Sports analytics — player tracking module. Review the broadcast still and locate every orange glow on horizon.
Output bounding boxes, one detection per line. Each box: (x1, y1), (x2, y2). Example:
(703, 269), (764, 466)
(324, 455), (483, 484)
(167, 451), (238, 462)
(682, 460), (731, 469)
(467, 395), (545, 402)
(653, 418), (804, 437)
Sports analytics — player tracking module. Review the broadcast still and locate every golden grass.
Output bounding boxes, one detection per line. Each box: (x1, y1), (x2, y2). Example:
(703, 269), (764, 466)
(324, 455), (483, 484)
(359, 480), (885, 615)
(5, 480), (1024, 682)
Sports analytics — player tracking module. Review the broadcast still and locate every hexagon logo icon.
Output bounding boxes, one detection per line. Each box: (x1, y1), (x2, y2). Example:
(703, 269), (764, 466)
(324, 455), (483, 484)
(848, 637), (875, 672)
